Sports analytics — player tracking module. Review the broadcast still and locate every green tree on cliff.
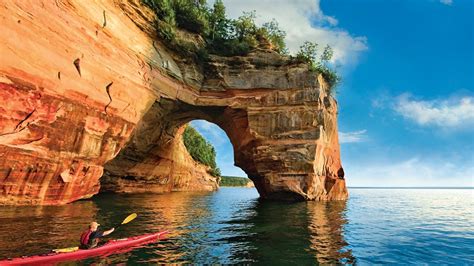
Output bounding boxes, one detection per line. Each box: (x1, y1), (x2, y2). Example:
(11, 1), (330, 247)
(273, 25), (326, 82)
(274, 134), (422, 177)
(296, 41), (340, 89)
(261, 19), (287, 54)
(320, 44), (334, 63)
(143, 0), (339, 90)
(208, 0), (228, 41)
(143, 0), (288, 56)
(173, 0), (209, 34)
(296, 41), (319, 67)
(183, 125), (221, 177)
(233, 11), (257, 42)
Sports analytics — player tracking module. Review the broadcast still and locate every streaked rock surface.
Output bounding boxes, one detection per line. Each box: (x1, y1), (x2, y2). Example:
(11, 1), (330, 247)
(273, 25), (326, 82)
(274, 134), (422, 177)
(0, 0), (347, 204)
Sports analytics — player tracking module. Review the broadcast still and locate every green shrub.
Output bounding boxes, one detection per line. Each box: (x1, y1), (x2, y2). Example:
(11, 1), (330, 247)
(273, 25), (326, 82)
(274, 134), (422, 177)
(173, 0), (209, 34)
(233, 11), (257, 41)
(207, 37), (252, 56)
(206, 11), (258, 56)
(208, 0), (229, 41)
(143, 0), (340, 90)
(143, 0), (176, 25)
(143, 0), (289, 57)
(209, 167), (221, 177)
(318, 66), (340, 94)
(320, 44), (334, 62)
(183, 125), (221, 177)
(296, 41), (340, 90)
(156, 19), (176, 42)
(261, 19), (287, 54)
(296, 41), (319, 65)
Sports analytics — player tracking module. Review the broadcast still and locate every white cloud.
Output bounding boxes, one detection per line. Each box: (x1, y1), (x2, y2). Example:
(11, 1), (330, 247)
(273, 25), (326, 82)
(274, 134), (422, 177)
(394, 95), (474, 128)
(440, 0), (453, 6)
(346, 157), (474, 187)
(190, 120), (228, 145)
(191, 119), (215, 131)
(222, 0), (368, 65)
(339, 130), (368, 143)
(219, 161), (248, 177)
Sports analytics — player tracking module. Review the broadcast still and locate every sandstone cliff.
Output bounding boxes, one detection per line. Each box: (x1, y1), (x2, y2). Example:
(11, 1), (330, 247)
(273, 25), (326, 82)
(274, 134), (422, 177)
(101, 126), (219, 193)
(0, 0), (347, 205)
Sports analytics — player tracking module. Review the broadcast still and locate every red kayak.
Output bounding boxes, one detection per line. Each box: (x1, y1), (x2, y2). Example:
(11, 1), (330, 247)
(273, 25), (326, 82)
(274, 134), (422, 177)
(0, 231), (168, 265)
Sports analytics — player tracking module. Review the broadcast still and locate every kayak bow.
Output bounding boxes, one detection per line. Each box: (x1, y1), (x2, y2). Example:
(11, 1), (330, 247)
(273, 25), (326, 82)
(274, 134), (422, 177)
(0, 231), (168, 265)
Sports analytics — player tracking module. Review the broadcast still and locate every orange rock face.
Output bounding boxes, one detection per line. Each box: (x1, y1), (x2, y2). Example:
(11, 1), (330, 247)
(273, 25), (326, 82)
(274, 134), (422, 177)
(0, 0), (347, 205)
(0, 79), (133, 204)
(102, 126), (219, 193)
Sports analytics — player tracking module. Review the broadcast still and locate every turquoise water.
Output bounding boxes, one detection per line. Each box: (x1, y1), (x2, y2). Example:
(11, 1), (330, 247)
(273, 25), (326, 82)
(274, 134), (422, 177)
(0, 188), (473, 264)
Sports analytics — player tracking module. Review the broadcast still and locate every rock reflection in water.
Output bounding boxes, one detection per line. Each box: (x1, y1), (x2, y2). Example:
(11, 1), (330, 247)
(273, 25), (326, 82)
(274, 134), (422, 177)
(0, 200), (98, 257)
(307, 200), (355, 264)
(222, 198), (354, 264)
(91, 191), (216, 264)
(0, 188), (354, 264)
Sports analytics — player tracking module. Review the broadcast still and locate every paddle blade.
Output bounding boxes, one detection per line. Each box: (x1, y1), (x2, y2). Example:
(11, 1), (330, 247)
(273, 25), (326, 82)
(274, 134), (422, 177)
(53, 247), (79, 253)
(121, 213), (137, 225)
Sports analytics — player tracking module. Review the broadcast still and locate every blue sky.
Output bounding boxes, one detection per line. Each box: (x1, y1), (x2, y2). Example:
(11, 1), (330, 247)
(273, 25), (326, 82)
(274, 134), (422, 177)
(192, 0), (473, 186)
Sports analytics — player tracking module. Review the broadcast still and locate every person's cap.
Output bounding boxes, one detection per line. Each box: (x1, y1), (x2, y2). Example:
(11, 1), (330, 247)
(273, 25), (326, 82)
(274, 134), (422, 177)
(90, 221), (100, 227)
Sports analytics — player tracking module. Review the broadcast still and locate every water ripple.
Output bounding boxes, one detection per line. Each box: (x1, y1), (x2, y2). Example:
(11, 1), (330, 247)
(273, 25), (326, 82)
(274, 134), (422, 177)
(0, 188), (472, 264)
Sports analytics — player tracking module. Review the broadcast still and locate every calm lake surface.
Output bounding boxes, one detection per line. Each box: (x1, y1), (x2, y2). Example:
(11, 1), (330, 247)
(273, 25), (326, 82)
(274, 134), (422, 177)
(0, 188), (473, 264)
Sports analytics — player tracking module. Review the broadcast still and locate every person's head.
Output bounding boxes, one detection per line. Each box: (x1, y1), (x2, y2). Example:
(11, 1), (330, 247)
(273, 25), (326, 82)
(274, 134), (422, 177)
(89, 221), (100, 231)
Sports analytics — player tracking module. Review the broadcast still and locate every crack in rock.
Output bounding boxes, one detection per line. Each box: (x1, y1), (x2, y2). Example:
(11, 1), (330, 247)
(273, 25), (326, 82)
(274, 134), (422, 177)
(0, 109), (36, 137)
(102, 10), (107, 28)
(104, 82), (113, 113)
(73, 58), (81, 76)
(14, 108), (36, 131)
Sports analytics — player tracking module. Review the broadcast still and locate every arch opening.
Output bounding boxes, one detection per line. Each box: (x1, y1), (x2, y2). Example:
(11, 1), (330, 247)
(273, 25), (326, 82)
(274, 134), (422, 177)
(187, 119), (250, 186)
(100, 89), (347, 201)
(101, 97), (262, 195)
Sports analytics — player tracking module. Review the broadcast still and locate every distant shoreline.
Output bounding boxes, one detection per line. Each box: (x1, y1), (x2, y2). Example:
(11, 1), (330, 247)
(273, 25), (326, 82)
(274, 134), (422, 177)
(219, 176), (254, 187)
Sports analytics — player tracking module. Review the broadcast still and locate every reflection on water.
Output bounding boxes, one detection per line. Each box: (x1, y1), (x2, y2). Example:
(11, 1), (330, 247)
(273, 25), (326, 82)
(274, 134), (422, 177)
(0, 200), (99, 256)
(0, 188), (473, 264)
(0, 189), (352, 264)
(308, 201), (355, 264)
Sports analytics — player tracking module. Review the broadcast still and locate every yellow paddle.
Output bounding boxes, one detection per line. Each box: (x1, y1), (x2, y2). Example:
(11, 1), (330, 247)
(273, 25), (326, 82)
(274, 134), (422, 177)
(53, 213), (138, 253)
(53, 247), (79, 253)
(120, 213), (138, 227)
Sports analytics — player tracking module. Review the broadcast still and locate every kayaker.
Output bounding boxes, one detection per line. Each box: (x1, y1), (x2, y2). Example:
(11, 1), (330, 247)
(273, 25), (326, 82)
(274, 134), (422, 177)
(79, 221), (115, 249)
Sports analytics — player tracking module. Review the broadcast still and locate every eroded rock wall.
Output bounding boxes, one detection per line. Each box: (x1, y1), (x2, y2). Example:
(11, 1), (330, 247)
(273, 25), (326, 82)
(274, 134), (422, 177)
(0, 0), (187, 204)
(101, 126), (219, 193)
(0, 0), (347, 205)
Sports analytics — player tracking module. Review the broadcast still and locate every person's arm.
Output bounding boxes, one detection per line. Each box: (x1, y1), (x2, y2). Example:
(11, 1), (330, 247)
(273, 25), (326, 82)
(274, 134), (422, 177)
(102, 228), (115, 236)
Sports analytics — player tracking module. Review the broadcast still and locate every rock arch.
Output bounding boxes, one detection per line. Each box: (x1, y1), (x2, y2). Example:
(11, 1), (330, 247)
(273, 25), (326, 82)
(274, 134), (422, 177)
(103, 72), (347, 201)
(0, 0), (347, 204)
